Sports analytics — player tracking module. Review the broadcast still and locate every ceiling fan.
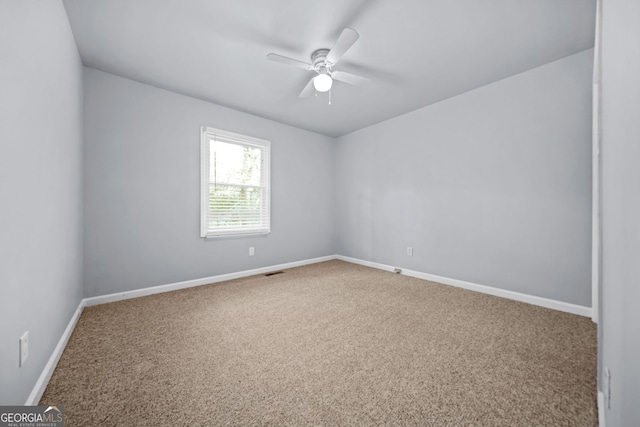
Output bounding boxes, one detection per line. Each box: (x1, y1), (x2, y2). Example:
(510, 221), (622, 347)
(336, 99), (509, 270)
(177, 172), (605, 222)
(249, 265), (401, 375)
(267, 28), (369, 98)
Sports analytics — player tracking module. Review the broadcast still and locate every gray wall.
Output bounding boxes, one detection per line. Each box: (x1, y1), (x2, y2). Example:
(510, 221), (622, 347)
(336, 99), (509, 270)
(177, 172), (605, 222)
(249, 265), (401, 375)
(335, 50), (593, 306)
(0, 1), (84, 404)
(601, 0), (640, 424)
(83, 68), (335, 297)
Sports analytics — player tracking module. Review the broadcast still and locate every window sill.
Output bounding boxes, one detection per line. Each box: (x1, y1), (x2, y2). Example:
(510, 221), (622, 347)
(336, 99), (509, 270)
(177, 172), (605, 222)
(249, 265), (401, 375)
(202, 230), (270, 239)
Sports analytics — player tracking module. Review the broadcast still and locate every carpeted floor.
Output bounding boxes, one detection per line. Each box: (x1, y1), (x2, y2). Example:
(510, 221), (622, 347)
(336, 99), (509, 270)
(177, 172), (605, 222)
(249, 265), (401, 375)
(40, 260), (597, 426)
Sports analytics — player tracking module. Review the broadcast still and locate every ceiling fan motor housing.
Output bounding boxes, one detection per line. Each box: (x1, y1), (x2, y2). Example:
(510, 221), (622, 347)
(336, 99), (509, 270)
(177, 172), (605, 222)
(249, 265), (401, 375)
(312, 49), (332, 73)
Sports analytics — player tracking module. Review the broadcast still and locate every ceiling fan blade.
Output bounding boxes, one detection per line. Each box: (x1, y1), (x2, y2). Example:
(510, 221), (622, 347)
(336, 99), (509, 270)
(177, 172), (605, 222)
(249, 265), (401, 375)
(331, 70), (369, 86)
(326, 28), (360, 65)
(299, 77), (316, 98)
(266, 53), (313, 71)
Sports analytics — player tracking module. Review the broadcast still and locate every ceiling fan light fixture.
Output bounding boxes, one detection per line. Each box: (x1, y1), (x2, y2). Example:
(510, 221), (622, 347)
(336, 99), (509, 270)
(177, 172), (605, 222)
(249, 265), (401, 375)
(313, 73), (333, 92)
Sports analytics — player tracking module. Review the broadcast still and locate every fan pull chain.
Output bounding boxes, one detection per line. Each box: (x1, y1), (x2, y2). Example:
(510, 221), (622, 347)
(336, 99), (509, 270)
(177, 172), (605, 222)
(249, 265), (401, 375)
(328, 89), (332, 105)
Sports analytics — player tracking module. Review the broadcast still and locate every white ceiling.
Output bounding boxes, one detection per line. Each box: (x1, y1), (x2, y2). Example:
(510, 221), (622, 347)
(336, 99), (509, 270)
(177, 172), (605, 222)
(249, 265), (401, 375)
(62, 0), (595, 137)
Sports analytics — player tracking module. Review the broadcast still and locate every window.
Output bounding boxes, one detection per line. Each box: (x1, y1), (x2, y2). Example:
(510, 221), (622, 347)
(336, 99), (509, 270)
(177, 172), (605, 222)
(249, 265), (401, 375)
(200, 127), (270, 238)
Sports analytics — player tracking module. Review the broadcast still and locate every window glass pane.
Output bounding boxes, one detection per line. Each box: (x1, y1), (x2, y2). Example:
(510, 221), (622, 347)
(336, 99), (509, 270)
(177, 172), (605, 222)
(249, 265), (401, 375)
(210, 140), (262, 186)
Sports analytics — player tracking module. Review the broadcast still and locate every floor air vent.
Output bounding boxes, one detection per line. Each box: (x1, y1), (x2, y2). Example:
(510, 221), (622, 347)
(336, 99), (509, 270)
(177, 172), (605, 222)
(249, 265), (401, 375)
(264, 271), (284, 277)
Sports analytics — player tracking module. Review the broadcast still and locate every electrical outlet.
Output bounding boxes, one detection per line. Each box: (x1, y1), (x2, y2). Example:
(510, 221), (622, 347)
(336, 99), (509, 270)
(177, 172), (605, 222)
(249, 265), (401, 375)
(249, 246), (255, 256)
(406, 247), (413, 256)
(19, 331), (29, 367)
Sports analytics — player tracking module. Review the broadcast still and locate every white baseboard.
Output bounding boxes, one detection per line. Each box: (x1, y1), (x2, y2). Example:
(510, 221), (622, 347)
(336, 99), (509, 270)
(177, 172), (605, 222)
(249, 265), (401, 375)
(83, 255), (337, 307)
(598, 391), (606, 427)
(25, 299), (85, 405)
(336, 255), (592, 318)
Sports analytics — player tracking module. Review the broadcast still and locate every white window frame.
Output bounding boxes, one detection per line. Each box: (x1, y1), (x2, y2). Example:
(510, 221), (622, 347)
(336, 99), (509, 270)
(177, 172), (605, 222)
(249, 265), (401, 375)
(200, 126), (271, 238)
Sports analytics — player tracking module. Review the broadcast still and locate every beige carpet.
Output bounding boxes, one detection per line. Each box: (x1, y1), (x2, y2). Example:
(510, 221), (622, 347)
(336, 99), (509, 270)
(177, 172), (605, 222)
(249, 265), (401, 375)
(41, 260), (597, 426)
